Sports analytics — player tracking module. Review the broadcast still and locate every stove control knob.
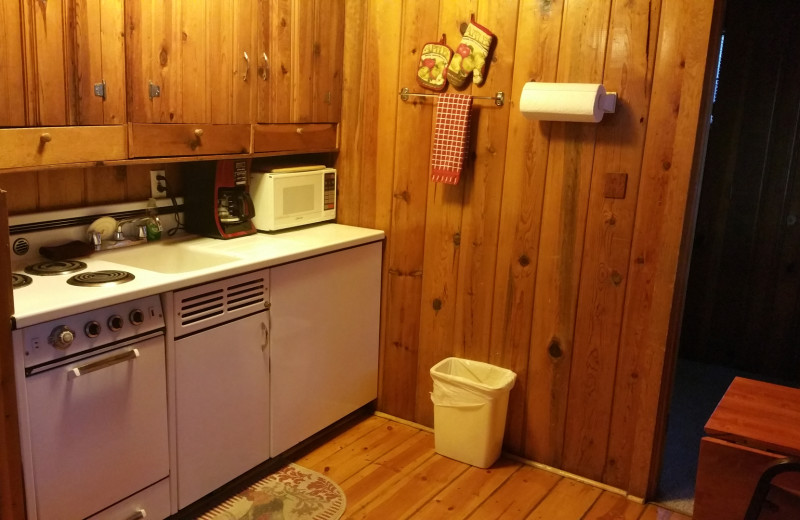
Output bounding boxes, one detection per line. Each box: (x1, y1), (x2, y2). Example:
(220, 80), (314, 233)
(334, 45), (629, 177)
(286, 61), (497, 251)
(108, 315), (124, 332)
(129, 309), (145, 326)
(84, 321), (101, 338)
(48, 326), (75, 350)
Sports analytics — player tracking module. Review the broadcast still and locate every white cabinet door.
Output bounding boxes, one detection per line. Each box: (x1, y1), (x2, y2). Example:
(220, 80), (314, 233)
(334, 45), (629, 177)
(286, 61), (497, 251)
(270, 242), (382, 456)
(175, 311), (270, 508)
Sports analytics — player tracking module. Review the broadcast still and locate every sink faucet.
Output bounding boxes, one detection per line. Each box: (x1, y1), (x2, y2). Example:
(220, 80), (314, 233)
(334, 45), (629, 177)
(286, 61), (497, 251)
(112, 218), (149, 242)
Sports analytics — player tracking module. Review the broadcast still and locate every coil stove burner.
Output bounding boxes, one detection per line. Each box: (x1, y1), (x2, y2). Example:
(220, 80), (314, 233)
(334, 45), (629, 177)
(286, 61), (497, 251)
(67, 270), (135, 287)
(12, 273), (32, 289)
(24, 260), (87, 276)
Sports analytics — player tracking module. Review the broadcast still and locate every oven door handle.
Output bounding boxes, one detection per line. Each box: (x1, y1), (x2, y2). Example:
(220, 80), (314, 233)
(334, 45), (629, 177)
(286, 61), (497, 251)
(68, 348), (140, 379)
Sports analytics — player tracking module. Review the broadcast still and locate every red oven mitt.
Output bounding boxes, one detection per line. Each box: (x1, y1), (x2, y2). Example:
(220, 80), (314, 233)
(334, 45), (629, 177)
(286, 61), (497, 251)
(447, 15), (494, 87)
(417, 34), (453, 91)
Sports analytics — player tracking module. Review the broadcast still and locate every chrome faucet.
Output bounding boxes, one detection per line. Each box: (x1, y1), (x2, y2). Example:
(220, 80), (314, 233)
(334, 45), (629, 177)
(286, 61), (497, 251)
(112, 218), (149, 242)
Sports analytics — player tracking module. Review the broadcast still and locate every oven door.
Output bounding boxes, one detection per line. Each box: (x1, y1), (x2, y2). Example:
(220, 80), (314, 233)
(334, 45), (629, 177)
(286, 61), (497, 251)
(25, 335), (169, 520)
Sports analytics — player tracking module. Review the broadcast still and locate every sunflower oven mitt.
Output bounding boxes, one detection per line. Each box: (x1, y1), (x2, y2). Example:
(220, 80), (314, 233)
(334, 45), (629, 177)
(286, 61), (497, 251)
(447, 15), (494, 88)
(417, 35), (453, 91)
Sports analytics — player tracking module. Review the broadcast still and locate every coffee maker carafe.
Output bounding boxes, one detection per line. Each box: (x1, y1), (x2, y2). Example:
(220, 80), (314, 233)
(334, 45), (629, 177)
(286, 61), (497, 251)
(184, 160), (257, 239)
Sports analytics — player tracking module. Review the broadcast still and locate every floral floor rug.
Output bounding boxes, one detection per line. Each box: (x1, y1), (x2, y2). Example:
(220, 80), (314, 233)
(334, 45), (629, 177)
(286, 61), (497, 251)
(198, 463), (346, 520)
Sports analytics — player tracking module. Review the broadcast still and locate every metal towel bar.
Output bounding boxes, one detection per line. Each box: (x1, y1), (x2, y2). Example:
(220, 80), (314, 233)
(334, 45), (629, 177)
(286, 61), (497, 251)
(399, 87), (505, 107)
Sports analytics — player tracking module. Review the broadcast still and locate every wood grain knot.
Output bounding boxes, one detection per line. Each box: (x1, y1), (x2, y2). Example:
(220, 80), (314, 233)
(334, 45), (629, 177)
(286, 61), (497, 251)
(453, 232), (461, 246)
(518, 254), (530, 267)
(662, 160), (671, 171)
(393, 190), (411, 202)
(432, 298), (442, 311)
(610, 270), (623, 285)
(548, 339), (562, 359)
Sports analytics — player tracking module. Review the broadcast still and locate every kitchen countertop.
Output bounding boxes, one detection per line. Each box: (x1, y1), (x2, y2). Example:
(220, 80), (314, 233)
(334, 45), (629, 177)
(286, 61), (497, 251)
(11, 223), (385, 328)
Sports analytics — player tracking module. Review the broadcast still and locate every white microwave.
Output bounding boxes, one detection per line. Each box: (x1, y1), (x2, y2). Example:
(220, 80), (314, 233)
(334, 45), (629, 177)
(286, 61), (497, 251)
(250, 167), (336, 231)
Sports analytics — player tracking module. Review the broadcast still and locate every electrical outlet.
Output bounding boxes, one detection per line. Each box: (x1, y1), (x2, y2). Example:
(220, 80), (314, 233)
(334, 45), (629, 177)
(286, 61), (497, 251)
(150, 170), (167, 199)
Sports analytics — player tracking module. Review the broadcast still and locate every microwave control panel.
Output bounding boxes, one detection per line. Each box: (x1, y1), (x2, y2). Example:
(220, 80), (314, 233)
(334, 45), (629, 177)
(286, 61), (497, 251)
(324, 171), (336, 210)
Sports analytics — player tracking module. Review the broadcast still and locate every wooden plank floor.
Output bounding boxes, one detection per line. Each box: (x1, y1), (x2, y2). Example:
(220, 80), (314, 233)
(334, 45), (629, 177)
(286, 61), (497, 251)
(285, 414), (690, 520)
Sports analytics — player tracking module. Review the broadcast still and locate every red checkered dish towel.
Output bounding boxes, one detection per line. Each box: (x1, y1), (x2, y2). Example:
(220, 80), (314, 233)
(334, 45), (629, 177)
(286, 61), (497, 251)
(430, 93), (473, 185)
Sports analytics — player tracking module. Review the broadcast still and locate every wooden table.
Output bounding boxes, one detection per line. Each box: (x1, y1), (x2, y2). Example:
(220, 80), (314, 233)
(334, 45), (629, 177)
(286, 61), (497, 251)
(694, 377), (800, 520)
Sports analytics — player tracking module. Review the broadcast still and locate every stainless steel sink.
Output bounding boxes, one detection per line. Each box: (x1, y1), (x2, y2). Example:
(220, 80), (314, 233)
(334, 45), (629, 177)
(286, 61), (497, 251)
(98, 241), (240, 274)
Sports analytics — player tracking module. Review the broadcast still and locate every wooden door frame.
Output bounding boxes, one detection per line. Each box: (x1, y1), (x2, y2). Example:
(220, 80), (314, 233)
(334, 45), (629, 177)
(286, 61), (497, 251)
(643, 0), (728, 499)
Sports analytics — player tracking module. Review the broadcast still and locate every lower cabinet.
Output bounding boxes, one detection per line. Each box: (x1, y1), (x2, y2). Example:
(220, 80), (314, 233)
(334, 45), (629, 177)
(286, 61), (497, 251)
(269, 242), (382, 457)
(88, 478), (171, 520)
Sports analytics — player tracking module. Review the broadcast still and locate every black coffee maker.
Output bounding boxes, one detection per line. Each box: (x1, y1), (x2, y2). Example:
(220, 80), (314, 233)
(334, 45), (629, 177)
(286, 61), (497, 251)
(184, 160), (257, 239)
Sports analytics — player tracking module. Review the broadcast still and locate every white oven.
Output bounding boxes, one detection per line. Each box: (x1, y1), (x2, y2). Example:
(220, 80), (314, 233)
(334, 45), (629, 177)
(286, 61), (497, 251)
(13, 295), (170, 520)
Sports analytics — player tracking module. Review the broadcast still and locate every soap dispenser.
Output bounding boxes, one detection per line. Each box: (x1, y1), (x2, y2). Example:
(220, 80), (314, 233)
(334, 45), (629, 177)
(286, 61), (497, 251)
(145, 198), (163, 241)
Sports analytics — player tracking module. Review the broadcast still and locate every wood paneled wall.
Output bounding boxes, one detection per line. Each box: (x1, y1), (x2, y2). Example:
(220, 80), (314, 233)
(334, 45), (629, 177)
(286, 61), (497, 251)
(0, 164), (182, 215)
(336, 0), (717, 497)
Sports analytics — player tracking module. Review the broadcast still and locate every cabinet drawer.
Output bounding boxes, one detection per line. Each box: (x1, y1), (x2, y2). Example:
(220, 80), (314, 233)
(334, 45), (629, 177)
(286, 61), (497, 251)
(0, 126), (127, 170)
(253, 123), (338, 153)
(129, 123), (251, 158)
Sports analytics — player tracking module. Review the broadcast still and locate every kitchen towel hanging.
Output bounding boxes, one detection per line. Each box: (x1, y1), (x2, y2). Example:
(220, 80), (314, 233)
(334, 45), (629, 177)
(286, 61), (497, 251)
(430, 93), (473, 185)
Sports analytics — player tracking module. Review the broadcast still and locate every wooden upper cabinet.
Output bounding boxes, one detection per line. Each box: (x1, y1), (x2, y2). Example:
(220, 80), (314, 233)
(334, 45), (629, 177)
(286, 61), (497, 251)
(257, 0), (344, 124)
(0, 0), (126, 128)
(126, 0), (256, 125)
(0, 1), (26, 127)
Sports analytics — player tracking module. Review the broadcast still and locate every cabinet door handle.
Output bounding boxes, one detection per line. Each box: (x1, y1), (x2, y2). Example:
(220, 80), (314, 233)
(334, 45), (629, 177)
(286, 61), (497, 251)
(68, 349), (140, 379)
(194, 128), (204, 138)
(242, 51), (249, 81)
(261, 53), (270, 80)
(261, 321), (269, 352)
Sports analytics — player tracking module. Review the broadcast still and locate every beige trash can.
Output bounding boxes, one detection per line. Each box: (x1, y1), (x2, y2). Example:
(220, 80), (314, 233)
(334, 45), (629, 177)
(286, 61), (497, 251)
(430, 357), (516, 468)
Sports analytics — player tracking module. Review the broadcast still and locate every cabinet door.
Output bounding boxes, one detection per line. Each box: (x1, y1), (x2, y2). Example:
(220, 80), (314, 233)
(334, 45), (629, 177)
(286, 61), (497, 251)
(270, 242), (382, 456)
(257, 0), (344, 123)
(127, 0), (255, 124)
(0, 0), (26, 127)
(14, 0), (125, 127)
(174, 312), (270, 508)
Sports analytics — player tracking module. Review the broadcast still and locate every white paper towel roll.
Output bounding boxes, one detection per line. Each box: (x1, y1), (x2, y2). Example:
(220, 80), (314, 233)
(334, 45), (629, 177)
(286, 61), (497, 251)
(519, 82), (616, 123)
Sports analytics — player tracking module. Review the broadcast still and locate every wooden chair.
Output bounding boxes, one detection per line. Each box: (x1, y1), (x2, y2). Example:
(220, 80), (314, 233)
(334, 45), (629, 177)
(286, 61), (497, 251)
(744, 457), (800, 520)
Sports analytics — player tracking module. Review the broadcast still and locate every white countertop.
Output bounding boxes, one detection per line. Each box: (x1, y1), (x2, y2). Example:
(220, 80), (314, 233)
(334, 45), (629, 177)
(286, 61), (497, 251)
(12, 223), (385, 328)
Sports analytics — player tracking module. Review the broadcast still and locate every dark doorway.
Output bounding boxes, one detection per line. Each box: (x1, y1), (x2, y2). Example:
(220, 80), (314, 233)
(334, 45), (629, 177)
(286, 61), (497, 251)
(658, 0), (800, 514)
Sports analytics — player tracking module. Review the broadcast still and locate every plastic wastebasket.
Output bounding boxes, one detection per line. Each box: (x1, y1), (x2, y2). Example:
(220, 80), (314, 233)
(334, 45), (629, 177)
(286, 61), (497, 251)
(430, 357), (516, 468)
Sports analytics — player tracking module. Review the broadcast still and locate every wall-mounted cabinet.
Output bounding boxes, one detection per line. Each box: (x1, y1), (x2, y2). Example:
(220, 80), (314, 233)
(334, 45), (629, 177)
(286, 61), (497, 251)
(125, 0), (254, 158)
(0, 0), (343, 168)
(256, 0), (344, 125)
(0, 0), (127, 170)
(1, 0), (126, 127)
(125, 0), (255, 125)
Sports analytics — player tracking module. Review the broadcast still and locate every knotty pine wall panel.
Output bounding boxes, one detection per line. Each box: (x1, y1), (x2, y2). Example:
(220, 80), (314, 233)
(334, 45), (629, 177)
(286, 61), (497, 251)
(0, 163), (181, 215)
(336, 0), (716, 497)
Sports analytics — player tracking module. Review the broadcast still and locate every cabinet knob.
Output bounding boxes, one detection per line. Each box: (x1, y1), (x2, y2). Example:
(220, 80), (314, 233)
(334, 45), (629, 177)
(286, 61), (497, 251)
(296, 127), (304, 135)
(193, 129), (204, 138)
(40, 133), (52, 144)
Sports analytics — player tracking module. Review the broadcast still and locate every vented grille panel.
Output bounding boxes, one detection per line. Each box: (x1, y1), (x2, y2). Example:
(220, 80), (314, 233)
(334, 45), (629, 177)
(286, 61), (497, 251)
(172, 269), (269, 336)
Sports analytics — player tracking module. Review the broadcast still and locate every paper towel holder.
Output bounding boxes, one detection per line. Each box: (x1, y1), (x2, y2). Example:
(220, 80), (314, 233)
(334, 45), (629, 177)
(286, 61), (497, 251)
(519, 82), (618, 122)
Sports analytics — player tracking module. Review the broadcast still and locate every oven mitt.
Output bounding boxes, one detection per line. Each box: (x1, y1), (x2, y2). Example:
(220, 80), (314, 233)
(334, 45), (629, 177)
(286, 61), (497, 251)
(417, 34), (452, 91)
(447, 15), (494, 87)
